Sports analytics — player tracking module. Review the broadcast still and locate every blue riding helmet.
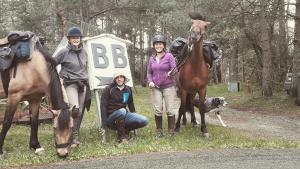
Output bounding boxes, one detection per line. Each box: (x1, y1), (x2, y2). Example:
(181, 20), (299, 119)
(67, 27), (82, 37)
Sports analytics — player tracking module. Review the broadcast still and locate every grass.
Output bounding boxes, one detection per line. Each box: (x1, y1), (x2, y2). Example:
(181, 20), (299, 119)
(0, 85), (299, 168)
(207, 84), (300, 114)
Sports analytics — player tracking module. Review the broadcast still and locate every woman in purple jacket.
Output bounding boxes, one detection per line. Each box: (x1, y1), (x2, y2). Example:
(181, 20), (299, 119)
(147, 34), (177, 138)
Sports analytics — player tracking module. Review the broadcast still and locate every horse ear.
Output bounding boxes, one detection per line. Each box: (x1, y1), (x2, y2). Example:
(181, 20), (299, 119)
(69, 105), (76, 112)
(69, 116), (74, 128)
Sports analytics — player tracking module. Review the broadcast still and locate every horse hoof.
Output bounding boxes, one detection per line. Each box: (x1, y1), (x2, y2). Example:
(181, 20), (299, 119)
(70, 143), (79, 149)
(35, 147), (45, 155)
(192, 123), (199, 127)
(175, 127), (180, 132)
(203, 132), (209, 138)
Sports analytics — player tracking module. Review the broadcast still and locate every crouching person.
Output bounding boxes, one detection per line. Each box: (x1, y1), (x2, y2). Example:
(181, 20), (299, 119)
(100, 72), (149, 144)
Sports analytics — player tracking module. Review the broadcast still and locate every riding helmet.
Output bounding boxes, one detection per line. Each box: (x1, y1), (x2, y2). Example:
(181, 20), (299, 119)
(152, 34), (166, 46)
(67, 27), (82, 37)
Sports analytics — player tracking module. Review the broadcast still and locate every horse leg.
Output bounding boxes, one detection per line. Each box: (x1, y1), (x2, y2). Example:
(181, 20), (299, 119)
(175, 104), (184, 132)
(0, 95), (20, 155)
(198, 89), (209, 138)
(175, 91), (187, 132)
(188, 94), (197, 127)
(29, 99), (44, 154)
(182, 111), (187, 127)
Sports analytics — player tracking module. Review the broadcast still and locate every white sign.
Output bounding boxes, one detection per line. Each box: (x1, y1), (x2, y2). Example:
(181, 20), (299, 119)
(83, 34), (133, 90)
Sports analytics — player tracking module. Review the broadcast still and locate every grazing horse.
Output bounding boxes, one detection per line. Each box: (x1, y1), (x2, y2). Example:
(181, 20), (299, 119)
(175, 13), (211, 137)
(0, 35), (74, 157)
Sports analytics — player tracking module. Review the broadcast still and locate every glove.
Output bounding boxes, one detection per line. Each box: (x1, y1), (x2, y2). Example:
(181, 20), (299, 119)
(149, 82), (155, 88)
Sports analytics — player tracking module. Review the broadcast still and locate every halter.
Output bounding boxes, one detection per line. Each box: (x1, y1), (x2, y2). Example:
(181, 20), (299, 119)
(55, 142), (70, 149)
(53, 128), (70, 149)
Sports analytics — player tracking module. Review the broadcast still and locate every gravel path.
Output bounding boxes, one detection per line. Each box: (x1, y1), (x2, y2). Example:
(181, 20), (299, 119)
(23, 148), (300, 169)
(203, 107), (300, 140)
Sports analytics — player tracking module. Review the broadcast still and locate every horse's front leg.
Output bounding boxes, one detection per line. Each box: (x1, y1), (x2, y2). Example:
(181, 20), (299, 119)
(29, 99), (44, 154)
(0, 95), (20, 155)
(187, 94), (197, 127)
(175, 91), (187, 132)
(198, 90), (209, 138)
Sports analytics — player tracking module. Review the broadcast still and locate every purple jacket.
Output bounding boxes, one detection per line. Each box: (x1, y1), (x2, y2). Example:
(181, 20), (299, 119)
(147, 52), (176, 89)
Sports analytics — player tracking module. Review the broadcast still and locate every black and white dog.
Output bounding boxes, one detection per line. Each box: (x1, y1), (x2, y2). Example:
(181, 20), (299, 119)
(183, 95), (228, 127)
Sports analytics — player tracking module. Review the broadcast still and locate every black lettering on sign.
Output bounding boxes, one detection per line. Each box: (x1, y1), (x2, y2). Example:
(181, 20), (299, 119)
(91, 43), (109, 68)
(111, 44), (127, 68)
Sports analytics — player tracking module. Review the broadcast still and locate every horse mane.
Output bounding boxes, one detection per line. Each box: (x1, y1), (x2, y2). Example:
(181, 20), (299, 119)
(57, 109), (71, 130)
(35, 42), (68, 110)
(189, 12), (206, 20)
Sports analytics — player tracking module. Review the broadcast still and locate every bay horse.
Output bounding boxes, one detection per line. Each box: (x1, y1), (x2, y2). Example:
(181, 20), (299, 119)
(175, 13), (211, 137)
(0, 34), (74, 157)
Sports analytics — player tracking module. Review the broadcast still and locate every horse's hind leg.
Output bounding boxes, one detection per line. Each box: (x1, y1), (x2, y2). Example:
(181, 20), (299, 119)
(0, 96), (20, 154)
(182, 111), (187, 127)
(198, 90), (209, 138)
(29, 99), (44, 154)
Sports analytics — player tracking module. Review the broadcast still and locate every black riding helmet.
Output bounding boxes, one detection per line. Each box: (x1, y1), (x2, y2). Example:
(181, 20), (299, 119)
(152, 34), (166, 47)
(67, 27), (82, 37)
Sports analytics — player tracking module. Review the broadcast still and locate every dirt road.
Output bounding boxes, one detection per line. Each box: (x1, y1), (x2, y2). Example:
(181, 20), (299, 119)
(203, 106), (300, 140)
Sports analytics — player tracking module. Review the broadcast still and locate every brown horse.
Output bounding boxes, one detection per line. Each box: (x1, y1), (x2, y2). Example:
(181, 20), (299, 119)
(0, 38), (74, 157)
(175, 13), (211, 137)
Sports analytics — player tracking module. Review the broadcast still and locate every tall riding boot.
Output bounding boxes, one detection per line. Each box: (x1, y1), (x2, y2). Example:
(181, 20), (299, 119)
(155, 115), (163, 138)
(115, 118), (128, 144)
(70, 108), (81, 148)
(168, 115), (175, 138)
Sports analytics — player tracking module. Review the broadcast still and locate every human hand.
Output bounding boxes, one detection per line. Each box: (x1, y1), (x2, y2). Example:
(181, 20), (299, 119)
(149, 82), (155, 88)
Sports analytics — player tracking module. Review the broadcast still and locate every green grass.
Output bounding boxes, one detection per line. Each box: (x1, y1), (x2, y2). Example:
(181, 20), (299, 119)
(0, 85), (299, 168)
(208, 84), (300, 114)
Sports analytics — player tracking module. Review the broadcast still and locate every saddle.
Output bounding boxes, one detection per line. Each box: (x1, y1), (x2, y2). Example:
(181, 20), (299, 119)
(170, 37), (221, 68)
(0, 31), (37, 71)
(0, 31), (38, 96)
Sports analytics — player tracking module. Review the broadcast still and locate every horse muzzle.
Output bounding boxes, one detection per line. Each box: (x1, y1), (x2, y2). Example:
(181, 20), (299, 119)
(56, 142), (69, 158)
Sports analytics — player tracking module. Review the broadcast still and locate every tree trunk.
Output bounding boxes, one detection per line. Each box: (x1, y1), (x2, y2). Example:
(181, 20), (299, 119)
(293, 0), (300, 74)
(229, 38), (239, 83)
(278, 0), (289, 80)
(51, 0), (66, 38)
(260, 0), (273, 97)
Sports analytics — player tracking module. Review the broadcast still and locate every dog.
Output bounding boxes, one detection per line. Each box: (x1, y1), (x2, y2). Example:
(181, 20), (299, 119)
(183, 95), (228, 127)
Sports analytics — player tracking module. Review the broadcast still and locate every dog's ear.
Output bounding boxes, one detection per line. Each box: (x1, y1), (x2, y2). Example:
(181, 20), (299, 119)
(213, 98), (221, 105)
(219, 97), (228, 106)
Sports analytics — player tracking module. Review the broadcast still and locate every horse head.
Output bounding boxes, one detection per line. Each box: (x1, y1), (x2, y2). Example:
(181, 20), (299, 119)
(51, 105), (75, 158)
(188, 12), (211, 43)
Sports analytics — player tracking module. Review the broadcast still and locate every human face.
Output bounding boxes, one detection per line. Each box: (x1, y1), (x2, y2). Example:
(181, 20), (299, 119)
(69, 36), (81, 47)
(154, 42), (165, 53)
(115, 76), (125, 86)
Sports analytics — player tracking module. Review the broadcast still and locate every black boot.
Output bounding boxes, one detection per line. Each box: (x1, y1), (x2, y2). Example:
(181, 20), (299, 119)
(155, 115), (163, 138)
(70, 107), (81, 148)
(115, 118), (128, 144)
(168, 115), (175, 138)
